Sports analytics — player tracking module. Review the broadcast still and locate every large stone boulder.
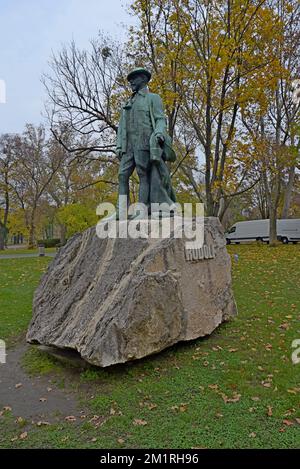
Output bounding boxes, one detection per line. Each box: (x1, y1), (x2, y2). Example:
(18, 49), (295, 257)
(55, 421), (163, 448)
(27, 217), (237, 367)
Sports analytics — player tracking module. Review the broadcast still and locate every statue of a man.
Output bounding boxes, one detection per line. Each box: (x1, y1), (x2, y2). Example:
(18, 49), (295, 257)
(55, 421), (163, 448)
(116, 67), (176, 217)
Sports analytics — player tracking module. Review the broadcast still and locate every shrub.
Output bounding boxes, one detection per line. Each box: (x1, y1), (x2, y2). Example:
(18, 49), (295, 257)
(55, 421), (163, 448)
(37, 238), (61, 248)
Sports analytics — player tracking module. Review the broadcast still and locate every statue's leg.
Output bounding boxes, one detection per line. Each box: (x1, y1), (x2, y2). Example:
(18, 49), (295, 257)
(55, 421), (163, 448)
(135, 150), (150, 207)
(117, 152), (135, 218)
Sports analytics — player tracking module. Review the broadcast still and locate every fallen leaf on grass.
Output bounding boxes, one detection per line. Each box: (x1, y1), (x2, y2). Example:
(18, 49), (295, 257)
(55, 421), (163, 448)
(212, 346), (223, 351)
(179, 403), (188, 412)
(251, 397), (260, 402)
(208, 384), (219, 390)
(89, 415), (107, 428)
(117, 438), (125, 444)
(3, 406), (12, 412)
(282, 419), (294, 426)
(147, 403), (157, 410)
(65, 415), (76, 422)
(15, 417), (25, 425)
(249, 432), (256, 438)
(279, 323), (289, 330)
(221, 393), (241, 404)
(261, 381), (272, 388)
(287, 388), (300, 394)
(19, 432), (28, 440)
(267, 406), (273, 417)
(283, 408), (296, 416)
(36, 421), (51, 427)
(133, 418), (147, 426)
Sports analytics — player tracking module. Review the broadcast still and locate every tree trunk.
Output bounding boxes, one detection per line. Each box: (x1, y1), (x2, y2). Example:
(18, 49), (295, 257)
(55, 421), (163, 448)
(0, 173), (10, 250)
(281, 164), (295, 219)
(59, 223), (67, 245)
(27, 208), (36, 249)
(0, 224), (6, 250)
(269, 206), (278, 246)
(269, 173), (281, 247)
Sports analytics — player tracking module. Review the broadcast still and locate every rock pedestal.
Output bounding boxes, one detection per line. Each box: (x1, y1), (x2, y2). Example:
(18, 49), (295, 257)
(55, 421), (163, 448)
(27, 217), (237, 367)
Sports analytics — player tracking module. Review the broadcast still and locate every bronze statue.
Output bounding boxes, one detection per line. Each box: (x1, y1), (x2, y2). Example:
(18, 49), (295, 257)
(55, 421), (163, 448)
(116, 67), (176, 217)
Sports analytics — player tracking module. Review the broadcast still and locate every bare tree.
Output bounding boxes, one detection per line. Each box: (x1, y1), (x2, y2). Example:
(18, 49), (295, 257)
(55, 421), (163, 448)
(43, 34), (128, 159)
(9, 125), (63, 248)
(46, 125), (118, 244)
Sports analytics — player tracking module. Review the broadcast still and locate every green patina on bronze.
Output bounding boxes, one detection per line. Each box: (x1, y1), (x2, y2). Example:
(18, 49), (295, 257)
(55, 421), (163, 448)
(116, 68), (176, 213)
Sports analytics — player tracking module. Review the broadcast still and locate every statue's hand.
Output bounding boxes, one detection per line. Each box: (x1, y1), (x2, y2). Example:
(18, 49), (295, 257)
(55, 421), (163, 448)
(156, 134), (165, 147)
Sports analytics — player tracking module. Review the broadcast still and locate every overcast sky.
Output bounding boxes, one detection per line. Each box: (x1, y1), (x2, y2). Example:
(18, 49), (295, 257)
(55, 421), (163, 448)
(0, 0), (133, 134)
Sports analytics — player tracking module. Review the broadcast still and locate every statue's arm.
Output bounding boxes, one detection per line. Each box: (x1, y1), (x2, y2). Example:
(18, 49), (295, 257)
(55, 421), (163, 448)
(116, 111), (123, 159)
(151, 94), (167, 138)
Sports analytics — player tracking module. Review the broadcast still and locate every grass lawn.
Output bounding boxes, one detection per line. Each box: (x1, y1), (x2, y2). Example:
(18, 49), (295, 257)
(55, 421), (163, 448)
(0, 258), (50, 343)
(0, 244), (299, 448)
(0, 248), (56, 256)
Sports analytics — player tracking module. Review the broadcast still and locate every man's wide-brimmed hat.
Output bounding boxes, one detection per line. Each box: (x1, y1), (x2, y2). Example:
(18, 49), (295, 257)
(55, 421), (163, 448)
(127, 67), (152, 82)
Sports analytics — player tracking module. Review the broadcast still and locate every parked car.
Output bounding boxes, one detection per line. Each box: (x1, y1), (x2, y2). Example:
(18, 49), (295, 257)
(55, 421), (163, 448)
(225, 219), (300, 244)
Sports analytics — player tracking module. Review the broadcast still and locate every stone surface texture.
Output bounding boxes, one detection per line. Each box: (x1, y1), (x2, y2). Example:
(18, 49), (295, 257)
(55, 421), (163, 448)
(27, 217), (237, 367)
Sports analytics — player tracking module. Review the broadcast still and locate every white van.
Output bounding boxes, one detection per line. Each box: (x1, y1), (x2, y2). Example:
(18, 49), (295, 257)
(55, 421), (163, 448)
(226, 219), (300, 244)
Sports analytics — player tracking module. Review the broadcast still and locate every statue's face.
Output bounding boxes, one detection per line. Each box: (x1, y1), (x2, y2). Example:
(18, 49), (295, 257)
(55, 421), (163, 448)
(129, 74), (148, 92)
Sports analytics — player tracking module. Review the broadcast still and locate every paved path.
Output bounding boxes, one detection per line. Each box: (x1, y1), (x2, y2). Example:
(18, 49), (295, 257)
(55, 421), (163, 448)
(0, 253), (56, 259)
(0, 342), (79, 422)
